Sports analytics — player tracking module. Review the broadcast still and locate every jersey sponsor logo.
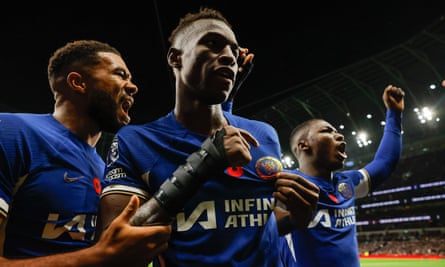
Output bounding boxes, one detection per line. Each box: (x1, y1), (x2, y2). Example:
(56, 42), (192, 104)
(63, 172), (86, 183)
(308, 209), (331, 228)
(255, 156), (283, 179)
(105, 167), (126, 180)
(42, 213), (96, 241)
(175, 197), (275, 231)
(308, 207), (356, 228)
(333, 207), (356, 227)
(176, 201), (216, 231)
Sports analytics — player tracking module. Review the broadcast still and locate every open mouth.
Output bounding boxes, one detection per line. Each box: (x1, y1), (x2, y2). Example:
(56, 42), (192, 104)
(337, 142), (347, 159)
(216, 67), (234, 81)
(120, 98), (133, 124)
(122, 99), (131, 113)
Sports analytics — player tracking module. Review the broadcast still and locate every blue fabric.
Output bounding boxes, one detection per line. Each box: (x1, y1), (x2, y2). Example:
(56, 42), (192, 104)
(102, 110), (283, 266)
(280, 109), (402, 267)
(0, 113), (103, 257)
(364, 110), (402, 190)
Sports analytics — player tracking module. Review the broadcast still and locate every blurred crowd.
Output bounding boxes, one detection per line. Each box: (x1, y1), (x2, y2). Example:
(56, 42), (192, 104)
(358, 229), (445, 256)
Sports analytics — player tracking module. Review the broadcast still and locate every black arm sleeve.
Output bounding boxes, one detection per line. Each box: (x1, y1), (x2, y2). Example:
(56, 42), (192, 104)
(130, 128), (228, 226)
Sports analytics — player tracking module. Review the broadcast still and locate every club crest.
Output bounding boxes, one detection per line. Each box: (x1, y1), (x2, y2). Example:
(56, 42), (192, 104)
(338, 182), (353, 199)
(255, 156), (283, 179)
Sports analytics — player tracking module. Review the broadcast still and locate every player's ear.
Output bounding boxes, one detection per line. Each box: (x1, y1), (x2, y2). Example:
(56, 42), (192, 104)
(167, 48), (182, 68)
(298, 140), (309, 152)
(67, 72), (86, 93)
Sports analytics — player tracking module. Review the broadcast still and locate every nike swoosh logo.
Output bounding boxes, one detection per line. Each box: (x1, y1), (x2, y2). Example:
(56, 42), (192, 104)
(63, 172), (86, 183)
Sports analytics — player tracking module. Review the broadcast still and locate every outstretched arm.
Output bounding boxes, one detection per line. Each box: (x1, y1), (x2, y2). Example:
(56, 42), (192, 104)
(362, 85), (404, 192)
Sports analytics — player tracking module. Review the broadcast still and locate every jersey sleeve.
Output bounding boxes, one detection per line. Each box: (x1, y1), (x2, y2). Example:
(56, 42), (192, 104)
(363, 109), (402, 191)
(101, 127), (152, 200)
(0, 114), (28, 217)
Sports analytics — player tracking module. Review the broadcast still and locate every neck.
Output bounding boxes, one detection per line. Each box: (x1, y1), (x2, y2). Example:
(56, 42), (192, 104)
(174, 103), (227, 136)
(53, 105), (102, 147)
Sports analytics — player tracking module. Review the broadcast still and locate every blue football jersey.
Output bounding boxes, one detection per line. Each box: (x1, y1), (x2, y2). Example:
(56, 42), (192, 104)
(281, 110), (402, 267)
(0, 113), (104, 257)
(282, 169), (367, 267)
(102, 111), (283, 267)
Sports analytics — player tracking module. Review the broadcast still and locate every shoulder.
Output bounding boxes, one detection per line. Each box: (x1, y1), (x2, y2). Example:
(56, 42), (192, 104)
(117, 113), (175, 136)
(334, 169), (364, 180)
(0, 112), (30, 124)
(112, 115), (178, 156)
(0, 113), (51, 133)
(226, 113), (278, 138)
(227, 112), (274, 127)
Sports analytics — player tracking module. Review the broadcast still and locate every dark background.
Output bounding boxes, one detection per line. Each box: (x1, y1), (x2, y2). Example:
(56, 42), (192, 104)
(1, 1), (444, 123)
(2, 2), (445, 166)
(1, 1), (445, 236)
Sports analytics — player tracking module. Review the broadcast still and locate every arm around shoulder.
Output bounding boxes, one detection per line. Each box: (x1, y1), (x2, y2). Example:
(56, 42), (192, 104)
(0, 195), (171, 267)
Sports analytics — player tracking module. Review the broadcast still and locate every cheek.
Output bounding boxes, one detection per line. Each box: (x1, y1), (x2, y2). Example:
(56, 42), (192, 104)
(90, 87), (118, 107)
(180, 52), (201, 77)
(195, 50), (209, 64)
(315, 138), (333, 154)
(185, 62), (208, 89)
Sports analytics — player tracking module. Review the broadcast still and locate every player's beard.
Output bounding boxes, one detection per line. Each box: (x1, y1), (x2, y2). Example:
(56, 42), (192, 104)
(87, 89), (122, 134)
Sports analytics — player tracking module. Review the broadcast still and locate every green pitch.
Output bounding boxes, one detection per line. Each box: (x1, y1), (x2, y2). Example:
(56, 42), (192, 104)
(360, 258), (445, 267)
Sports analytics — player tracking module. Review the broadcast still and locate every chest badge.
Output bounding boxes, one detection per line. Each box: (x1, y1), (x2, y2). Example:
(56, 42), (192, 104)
(338, 182), (353, 199)
(255, 156), (283, 179)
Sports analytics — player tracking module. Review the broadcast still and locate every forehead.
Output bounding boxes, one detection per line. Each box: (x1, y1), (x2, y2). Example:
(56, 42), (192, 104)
(310, 120), (335, 131)
(175, 19), (237, 46)
(93, 52), (128, 72)
(97, 52), (125, 66)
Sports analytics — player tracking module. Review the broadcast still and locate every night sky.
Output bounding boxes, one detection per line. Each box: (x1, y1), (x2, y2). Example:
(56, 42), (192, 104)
(2, 2), (444, 124)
